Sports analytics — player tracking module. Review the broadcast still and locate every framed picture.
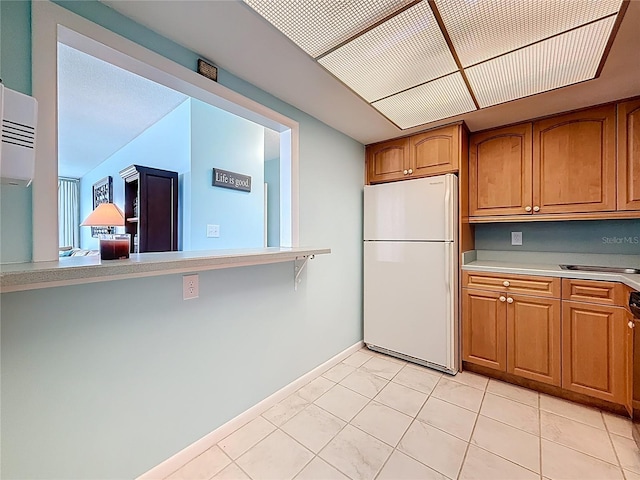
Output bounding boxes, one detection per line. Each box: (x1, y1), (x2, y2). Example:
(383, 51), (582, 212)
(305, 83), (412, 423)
(91, 176), (113, 237)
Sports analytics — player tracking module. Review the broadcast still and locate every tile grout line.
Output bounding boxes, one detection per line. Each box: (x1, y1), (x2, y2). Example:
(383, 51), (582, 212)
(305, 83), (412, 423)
(455, 382), (487, 480)
(539, 390), (543, 480)
(538, 415), (629, 469)
(602, 410), (629, 479)
(469, 444), (544, 478)
(216, 351), (636, 480)
(374, 373), (454, 478)
(231, 460), (253, 480)
(483, 387), (540, 409)
(313, 392), (373, 480)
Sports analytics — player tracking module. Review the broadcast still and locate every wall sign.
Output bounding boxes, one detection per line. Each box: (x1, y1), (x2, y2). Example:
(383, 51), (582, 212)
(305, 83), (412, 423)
(212, 168), (252, 192)
(91, 176), (113, 237)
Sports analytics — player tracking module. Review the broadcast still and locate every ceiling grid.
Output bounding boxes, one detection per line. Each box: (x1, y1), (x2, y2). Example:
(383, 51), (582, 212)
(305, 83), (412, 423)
(244, 0), (627, 130)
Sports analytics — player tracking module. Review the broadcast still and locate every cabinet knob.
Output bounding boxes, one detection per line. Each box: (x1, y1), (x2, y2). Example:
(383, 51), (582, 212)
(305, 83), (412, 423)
(503, 281), (510, 287)
(525, 206), (532, 212)
(629, 321), (635, 329)
(403, 170), (408, 175)
(499, 296), (506, 302)
(533, 206), (540, 212)
(408, 169), (413, 174)
(507, 297), (514, 304)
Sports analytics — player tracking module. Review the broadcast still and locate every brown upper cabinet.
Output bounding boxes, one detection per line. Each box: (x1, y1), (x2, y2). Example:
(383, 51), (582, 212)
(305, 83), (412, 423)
(366, 137), (410, 184)
(367, 124), (461, 184)
(469, 102), (637, 221)
(618, 99), (640, 210)
(533, 105), (616, 214)
(469, 123), (533, 216)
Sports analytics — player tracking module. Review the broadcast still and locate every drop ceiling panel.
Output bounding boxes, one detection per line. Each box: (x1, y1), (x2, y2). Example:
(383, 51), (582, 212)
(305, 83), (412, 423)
(372, 72), (476, 129)
(318, 2), (457, 102)
(244, 0), (414, 58)
(466, 17), (617, 108)
(436, 0), (622, 67)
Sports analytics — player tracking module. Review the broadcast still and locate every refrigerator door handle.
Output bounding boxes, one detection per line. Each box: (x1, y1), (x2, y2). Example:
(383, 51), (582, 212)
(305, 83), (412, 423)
(444, 241), (458, 371)
(444, 178), (451, 241)
(444, 242), (451, 311)
(443, 174), (456, 241)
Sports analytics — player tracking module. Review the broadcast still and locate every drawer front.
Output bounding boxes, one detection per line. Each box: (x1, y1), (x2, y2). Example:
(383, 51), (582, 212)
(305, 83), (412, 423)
(463, 271), (560, 297)
(562, 278), (625, 306)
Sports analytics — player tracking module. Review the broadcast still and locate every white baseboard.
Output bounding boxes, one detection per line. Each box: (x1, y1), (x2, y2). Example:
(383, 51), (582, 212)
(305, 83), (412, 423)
(137, 340), (364, 480)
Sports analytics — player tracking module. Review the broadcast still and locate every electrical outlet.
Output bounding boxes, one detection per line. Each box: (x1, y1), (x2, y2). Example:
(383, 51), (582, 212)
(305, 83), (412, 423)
(511, 231), (523, 246)
(183, 274), (199, 300)
(206, 224), (220, 238)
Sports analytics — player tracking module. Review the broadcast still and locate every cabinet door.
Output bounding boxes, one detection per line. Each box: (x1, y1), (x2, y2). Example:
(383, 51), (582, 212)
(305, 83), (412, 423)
(469, 123), (533, 216)
(367, 138), (410, 184)
(533, 105), (616, 214)
(507, 295), (561, 386)
(462, 288), (507, 371)
(617, 99), (640, 211)
(409, 125), (459, 178)
(562, 301), (626, 404)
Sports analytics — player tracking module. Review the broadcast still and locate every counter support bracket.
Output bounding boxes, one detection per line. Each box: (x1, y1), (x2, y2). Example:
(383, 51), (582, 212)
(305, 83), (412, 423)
(294, 255), (314, 291)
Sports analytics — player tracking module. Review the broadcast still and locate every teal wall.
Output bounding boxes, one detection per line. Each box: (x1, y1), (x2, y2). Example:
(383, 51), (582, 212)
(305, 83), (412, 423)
(1, 2), (365, 478)
(0, 0), (33, 263)
(188, 99), (265, 250)
(78, 100), (191, 250)
(475, 220), (640, 254)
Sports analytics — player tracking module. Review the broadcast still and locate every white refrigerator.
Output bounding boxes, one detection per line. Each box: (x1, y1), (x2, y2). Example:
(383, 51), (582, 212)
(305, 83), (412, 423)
(364, 174), (458, 375)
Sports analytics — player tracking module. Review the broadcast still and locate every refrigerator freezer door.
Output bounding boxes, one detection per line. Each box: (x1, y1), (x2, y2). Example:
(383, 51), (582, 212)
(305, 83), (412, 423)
(364, 240), (457, 371)
(364, 174), (457, 242)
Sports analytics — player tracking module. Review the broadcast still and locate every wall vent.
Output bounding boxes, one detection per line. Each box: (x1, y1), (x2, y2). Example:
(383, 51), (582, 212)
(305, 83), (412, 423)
(0, 84), (38, 186)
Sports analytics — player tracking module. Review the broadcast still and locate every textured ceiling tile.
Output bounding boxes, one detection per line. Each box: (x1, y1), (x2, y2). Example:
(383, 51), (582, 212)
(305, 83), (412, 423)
(436, 0), (622, 67)
(318, 2), (457, 102)
(244, 0), (414, 58)
(372, 73), (476, 129)
(466, 17), (617, 108)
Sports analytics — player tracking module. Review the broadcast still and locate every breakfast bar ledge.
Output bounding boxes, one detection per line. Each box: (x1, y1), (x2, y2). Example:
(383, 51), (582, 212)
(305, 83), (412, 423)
(0, 247), (331, 293)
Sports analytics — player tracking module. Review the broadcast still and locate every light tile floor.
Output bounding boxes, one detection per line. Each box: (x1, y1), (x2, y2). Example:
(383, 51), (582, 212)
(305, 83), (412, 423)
(166, 347), (640, 480)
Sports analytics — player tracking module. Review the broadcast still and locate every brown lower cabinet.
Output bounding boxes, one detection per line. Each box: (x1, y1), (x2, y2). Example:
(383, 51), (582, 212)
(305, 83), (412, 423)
(462, 272), (633, 413)
(562, 301), (630, 408)
(508, 294), (561, 386)
(462, 288), (507, 371)
(462, 287), (560, 386)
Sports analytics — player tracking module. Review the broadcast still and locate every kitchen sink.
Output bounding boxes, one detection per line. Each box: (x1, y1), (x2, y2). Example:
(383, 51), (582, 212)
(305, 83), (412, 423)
(560, 264), (640, 274)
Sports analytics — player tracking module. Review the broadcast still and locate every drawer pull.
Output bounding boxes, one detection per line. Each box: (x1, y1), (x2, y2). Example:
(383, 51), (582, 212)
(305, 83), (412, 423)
(503, 281), (510, 287)
(507, 297), (514, 304)
(499, 296), (506, 302)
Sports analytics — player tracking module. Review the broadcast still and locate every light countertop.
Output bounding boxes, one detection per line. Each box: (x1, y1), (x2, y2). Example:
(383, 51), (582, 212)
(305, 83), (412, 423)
(462, 250), (640, 291)
(0, 247), (330, 293)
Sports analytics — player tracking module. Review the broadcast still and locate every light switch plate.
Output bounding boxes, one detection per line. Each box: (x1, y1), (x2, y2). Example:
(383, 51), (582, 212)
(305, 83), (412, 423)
(511, 231), (523, 246)
(206, 224), (220, 238)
